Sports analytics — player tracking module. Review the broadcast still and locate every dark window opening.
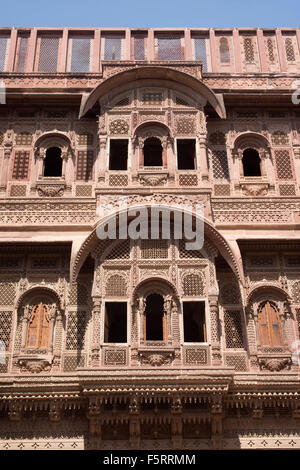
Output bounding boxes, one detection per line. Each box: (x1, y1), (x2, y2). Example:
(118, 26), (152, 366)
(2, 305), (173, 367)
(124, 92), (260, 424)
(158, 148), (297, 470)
(242, 148), (261, 177)
(104, 302), (127, 343)
(143, 137), (163, 167)
(109, 139), (128, 170)
(145, 293), (165, 341)
(183, 301), (206, 342)
(177, 139), (196, 170)
(43, 147), (63, 177)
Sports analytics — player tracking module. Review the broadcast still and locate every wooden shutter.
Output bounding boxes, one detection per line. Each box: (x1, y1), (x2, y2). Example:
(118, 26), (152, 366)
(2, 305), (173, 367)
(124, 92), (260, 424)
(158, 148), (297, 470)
(26, 303), (50, 348)
(258, 302), (283, 346)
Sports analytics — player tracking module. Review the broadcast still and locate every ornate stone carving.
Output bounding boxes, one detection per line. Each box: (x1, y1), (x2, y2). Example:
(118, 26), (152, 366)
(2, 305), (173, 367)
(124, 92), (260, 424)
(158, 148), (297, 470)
(258, 357), (292, 372)
(138, 350), (174, 366)
(17, 357), (52, 373)
(139, 173), (168, 186)
(36, 183), (66, 198)
(241, 183), (269, 197)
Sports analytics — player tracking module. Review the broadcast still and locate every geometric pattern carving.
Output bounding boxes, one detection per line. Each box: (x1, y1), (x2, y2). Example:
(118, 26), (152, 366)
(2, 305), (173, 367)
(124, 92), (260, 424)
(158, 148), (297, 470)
(271, 131), (289, 146)
(70, 37), (91, 73)
(76, 151), (94, 181)
(105, 240), (130, 260)
(184, 347), (208, 365)
(224, 310), (244, 348)
(0, 133), (3, 145)
(209, 132), (226, 145)
(104, 348), (127, 365)
(109, 120), (129, 135)
(142, 93), (162, 105)
(182, 273), (204, 296)
(15, 133), (33, 146)
(178, 174), (198, 186)
(266, 38), (275, 63)
(292, 281), (300, 303)
(109, 174), (128, 186)
(0, 311), (12, 349)
(78, 133), (93, 146)
(141, 240), (168, 259)
(75, 185), (93, 197)
(62, 354), (85, 371)
(105, 274), (127, 297)
(274, 150), (293, 180)
(12, 151), (30, 180)
(178, 239), (203, 259)
(10, 185), (27, 197)
(0, 283), (16, 306)
(285, 38), (295, 62)
(225, 353), (248, 370)
(214, 184), (230, 196)
(211, 150), (229, 180)
(279, 184), (296, 196)
(176, 118), (195, 134)
(38, 37), (59, 72)
(220, 283), (241, 304)
(244, 37), (255, 63)
(65, 311), (86, 350)
(0, 36), (9, 72)
(69, 283), (88, 305)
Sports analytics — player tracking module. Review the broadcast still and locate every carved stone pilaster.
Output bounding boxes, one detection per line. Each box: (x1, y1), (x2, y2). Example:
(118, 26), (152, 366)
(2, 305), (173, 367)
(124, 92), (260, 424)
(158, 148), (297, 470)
(209, 295), (222, 365)
(91, 298), (101, 366)
(87, 398), (101, 439)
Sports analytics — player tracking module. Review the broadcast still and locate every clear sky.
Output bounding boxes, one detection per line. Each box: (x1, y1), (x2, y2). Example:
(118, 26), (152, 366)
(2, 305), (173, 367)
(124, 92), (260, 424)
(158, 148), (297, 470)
(1, 0), (299, 28)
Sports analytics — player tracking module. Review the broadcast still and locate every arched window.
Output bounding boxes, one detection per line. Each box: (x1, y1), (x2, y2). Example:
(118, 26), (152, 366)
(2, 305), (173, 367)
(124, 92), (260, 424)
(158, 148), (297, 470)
(220, 37), (230, 63)
(43, 147), (63, 177)
(242, 148), (261, 177)
(143, 138), (163, 167)
(26, 303), (51, 349)
(144, 293), (166, 340)
(258, 301), (283, 347)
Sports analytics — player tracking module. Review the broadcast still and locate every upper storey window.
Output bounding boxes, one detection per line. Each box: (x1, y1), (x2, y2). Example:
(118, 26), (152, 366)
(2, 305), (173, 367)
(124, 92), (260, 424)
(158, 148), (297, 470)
(285, 37), (295, 62)
(103, 34), (124, 60)
(26, 303), (51, 349)
(258, 301), (283, 347)
(143, 138), (163, 167)
(155, 33), (183, 60)
(242, 149), (261, 177)
(192, 35), (210, 72)
(0, 34), (10, 72)
(68, 35), (92, 72)
(43, 147), (62, 177)
(36, 35), (60, 72)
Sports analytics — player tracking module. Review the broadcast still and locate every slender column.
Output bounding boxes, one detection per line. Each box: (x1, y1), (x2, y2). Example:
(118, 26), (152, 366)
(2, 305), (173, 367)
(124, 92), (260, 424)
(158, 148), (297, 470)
(91, 298), (102, 367)
(125, 29), (131, 60)
(198, 135), (209, 181)
(276, 29), (288, 72)
(184, 29), (192, 60)
(232, 29), (242, 73)
(25, 28), (37, 72)
(148, 29), (155, 61)
(257, 29), (268, 72)
(209, 29), (218, 72)
(57, 28), (68, 72)
(21, 305), (30, 349)
(6, 28), (18, 72)
(0, 131), (13, 191)
(209, 295), (222, 366)
(92, 29), (101, 73)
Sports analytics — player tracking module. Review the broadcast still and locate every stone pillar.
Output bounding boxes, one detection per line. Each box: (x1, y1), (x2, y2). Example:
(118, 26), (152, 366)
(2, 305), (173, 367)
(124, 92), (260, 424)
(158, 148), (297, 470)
(276, 29), (288, 72)
(91, 298), (102, 367)
(211, 394), (223, 449)
(232, 29), (242, 73)
(0, 131), (13, 192)
(198, 134), (209, 182)
(209, 295), (222, 366)
(21, 305), (31, 349)
(52, 309), (63, 370)
(257, 29), (268, 72)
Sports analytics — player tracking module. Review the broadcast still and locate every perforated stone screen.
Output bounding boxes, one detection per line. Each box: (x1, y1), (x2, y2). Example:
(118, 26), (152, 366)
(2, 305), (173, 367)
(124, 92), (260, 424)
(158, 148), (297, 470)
(156, 36), (182, 60)
(224, 310), (244, 348)
(141, 240), (168, 259)
(66, 311), (87, 350)
(38, 36), (59, 72)
(211, 150), (230, 180)
(193, 37), (208, 71)
(183, 274), (204, 296)
(274, 149), (294, 180)
(76, 151), (94, 181)
(0, 35), (9, 71)
(70, 37), (91, 72)
(105, 274), (127, 297)
(103, 35), (123, 60)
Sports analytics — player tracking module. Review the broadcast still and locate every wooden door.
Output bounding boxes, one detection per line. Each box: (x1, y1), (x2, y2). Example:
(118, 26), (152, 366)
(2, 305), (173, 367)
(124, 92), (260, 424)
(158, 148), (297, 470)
(26, 303), (50, 348)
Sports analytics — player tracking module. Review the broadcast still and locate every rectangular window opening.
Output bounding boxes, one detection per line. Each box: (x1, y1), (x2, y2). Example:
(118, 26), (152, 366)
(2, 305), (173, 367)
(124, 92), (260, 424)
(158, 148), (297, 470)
(0, 35), (10, 72)
(109, 139), (128, 170)
(38, 35), (60, 72)
(133, 34), (147, 60)
(104, 302), (127, 343)
(156, 35), (183, 60)
(183, 301), (206, 343)
(177, 139), (196, 170)
(103, 35), (124, 60)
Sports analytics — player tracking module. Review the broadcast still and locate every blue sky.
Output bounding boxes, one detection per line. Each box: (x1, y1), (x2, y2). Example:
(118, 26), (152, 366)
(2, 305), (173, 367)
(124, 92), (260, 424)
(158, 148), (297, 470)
(1, 0), (299, 28)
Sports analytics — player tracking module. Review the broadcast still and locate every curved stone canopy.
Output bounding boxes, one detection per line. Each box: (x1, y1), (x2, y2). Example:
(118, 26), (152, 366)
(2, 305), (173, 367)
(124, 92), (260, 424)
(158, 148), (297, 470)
(79, 65), (226, 119)
(71, 208), (244, 285)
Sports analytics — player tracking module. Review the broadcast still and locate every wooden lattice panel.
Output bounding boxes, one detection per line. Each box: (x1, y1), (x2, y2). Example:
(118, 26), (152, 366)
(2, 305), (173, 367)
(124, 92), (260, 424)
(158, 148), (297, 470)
(12, 151), (30, 180)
